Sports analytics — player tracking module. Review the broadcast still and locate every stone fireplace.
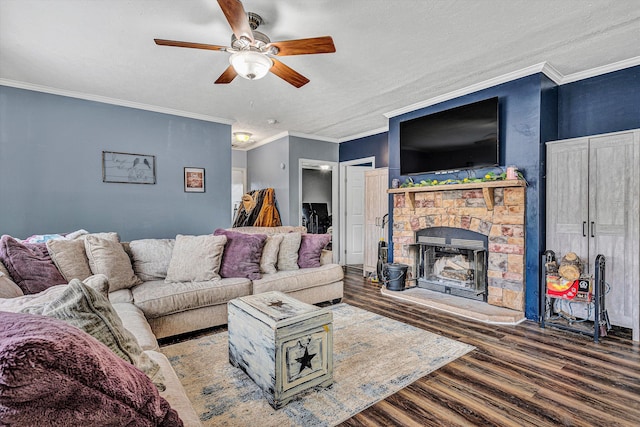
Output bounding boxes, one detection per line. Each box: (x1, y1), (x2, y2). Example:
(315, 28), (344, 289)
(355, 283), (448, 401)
(390, 182), (526, 311)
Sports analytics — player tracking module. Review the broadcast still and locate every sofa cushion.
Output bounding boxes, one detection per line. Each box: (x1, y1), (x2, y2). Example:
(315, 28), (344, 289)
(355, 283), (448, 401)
(129, 238), (175, 281)
(298, 233), (332, 268)
(109, 287), (134, 304)
(165, 234), (227, 282)
(252, 264), (344, 295)
(277, 232), (302, 271)
(46, 238), (93, 281)
(112, 302), (159, 351)
(84, 235), (142, 291)
(0, 235), (66, 294)
(0, 311), (182, 427)
(132, 277), (251, 319)
(260, 233), (284, 274)
(214, 229), (267, 280)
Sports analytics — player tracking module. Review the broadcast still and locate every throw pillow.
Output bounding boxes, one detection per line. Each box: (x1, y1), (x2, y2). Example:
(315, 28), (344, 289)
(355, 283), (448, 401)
(0, 311), (182, 427)
(20, 279), (164, 390)
(165, 234), (227, 282)
(129, 239), (175, 281)
(0, 271), (24, 298)
(213, 229), (267, 280)
(84, 235), (142, 291)
(46, 238), (93, 281)
(0, 235), (66, 294)
(260, 233), (284, 274)
(298, 233), (332, 268)
(277, 232), (302, 271)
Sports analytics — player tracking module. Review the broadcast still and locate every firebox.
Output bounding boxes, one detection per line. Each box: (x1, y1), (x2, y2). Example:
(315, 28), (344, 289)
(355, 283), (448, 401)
(412, 227), (488, 301)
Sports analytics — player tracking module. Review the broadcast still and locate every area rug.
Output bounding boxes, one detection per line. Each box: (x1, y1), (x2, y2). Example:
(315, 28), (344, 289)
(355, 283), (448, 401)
(161, 303), (474, 426)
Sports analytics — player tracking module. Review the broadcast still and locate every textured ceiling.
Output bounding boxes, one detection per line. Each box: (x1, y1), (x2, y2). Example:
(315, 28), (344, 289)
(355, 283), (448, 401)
(1, 0), (639, 148)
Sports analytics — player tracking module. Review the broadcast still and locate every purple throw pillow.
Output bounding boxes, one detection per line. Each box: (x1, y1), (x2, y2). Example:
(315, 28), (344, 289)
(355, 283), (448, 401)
(0, 311), (182, 426)
(298, 233), (332, 268)
(214, 229), (267, 280)
(0, 235), (66, 294)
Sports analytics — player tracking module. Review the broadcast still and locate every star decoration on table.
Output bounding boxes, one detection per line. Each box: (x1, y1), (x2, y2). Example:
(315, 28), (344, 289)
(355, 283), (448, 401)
(295, 346), (316, 374)
(268, 300), (283, 307)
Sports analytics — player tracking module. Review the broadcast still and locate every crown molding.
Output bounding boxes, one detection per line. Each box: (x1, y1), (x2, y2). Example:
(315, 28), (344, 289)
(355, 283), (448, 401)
(289, 131), (340, 143)
(561, 56), (640, 84)
(338, 126), (389, 143)
(384, 58), (639, 119)
(0, 79), (235, 125)
(384, 63), (549, 119)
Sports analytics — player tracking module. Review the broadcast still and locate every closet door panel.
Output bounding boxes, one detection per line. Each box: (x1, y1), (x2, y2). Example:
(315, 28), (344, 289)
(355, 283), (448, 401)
(546, 139), (589, 263)
(589, 132), (639, 330)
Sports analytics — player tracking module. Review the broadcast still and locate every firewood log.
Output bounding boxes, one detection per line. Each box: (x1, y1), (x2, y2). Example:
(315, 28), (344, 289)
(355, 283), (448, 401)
(559, 252), (582, 281)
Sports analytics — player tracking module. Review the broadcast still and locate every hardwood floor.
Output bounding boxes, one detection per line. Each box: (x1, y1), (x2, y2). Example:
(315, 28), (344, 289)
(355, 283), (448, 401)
(338, 267), (640, 427)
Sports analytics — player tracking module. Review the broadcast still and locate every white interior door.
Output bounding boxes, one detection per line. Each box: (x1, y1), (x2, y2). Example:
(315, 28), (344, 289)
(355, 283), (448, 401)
(345, 166), (368, 265)
(231, 168), (246, 222)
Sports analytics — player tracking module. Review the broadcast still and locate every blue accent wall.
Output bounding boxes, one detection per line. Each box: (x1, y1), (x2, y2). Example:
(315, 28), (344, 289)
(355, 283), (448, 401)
(558, 65), (640, 139)
(387, 74), (548, 319)
(0, 86), (232, 241)
(339, 132), (388, 167)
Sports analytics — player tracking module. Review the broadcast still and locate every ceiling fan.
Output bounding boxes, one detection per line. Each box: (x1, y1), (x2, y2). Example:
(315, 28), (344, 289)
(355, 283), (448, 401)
(154, 0), (336, 88)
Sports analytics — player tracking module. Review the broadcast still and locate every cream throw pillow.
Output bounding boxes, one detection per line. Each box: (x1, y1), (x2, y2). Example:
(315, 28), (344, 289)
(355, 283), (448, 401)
(277, 232), (301, 271)
(260, 234), (284, 274)
(84, 236), (142, 292)
(129, 239), (175, 281)
(47, 239), (93, 281)
(165, 234), (227, 282)
(0, 271), (23, 298)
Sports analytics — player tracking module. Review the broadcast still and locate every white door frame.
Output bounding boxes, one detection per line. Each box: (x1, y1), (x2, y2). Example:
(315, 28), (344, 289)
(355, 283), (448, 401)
(339, 157), (376, 265)
(298, 159), (339, 262)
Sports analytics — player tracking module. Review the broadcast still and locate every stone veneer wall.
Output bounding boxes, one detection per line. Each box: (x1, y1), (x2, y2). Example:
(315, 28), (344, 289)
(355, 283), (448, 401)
(392, 186), (526, 311)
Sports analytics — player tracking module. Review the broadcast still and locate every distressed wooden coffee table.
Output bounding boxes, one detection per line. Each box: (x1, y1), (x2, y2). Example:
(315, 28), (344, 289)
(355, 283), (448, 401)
(228, 291), (333, 409)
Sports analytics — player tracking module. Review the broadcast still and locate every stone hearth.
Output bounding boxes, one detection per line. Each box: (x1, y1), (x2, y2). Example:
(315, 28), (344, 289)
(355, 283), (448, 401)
(389, 181), (526, 311)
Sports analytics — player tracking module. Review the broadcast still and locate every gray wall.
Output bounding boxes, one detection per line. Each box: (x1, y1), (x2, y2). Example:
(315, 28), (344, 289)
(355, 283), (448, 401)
(246, 135), (338, 226)
(232, 149), (247, 168)
(246, 136), (290, 224)
(0, 86), (232, 241)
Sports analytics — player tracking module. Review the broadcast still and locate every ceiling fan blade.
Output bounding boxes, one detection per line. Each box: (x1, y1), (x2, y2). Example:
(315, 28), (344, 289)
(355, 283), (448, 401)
(270, 58), (310, 88)
(215, 65), (238, 84)
(267, 36), (336, 56)
(217, 0), (254, 43)
(154, 39), (227, 52)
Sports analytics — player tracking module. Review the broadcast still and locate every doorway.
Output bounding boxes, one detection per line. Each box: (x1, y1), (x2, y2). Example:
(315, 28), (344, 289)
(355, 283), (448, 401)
(299, 159), (338, 261)
(339, 157), (375, 267)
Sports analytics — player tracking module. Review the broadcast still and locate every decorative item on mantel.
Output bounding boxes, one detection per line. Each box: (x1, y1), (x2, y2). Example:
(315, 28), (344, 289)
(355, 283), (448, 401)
(398, 166), (526, 189)
(389, 167), (527, 211)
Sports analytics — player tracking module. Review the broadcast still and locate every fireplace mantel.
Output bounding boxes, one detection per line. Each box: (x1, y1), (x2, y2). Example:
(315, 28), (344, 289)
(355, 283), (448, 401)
(388, 180), (526, 211)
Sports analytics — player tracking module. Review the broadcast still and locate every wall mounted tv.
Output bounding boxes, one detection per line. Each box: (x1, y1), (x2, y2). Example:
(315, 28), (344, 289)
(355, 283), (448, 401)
(399, 97), (499, 175)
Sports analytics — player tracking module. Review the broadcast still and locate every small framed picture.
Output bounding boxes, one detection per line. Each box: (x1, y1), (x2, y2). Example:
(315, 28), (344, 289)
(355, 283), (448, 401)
(184, 167), (205, 192)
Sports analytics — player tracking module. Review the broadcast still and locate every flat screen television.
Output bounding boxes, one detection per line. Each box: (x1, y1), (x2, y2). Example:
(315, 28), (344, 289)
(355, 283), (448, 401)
(399, 97), (499, 175)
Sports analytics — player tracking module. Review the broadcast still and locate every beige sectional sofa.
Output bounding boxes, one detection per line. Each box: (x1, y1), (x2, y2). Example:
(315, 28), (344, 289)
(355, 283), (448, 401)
(0, 226), (343, 426)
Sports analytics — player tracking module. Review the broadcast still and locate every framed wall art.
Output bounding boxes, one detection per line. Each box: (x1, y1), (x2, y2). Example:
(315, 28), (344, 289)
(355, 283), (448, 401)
(184, 167), (205, 192)
(102, 151), (156, 184)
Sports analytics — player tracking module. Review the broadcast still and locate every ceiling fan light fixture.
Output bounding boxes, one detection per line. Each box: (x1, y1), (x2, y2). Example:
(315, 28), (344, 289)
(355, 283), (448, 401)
(233, 131), (253, 143)
(229, 50), (272, 80)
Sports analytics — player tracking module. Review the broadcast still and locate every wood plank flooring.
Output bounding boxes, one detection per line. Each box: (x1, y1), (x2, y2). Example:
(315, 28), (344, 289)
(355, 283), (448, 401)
(338, 266), (640, 427)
